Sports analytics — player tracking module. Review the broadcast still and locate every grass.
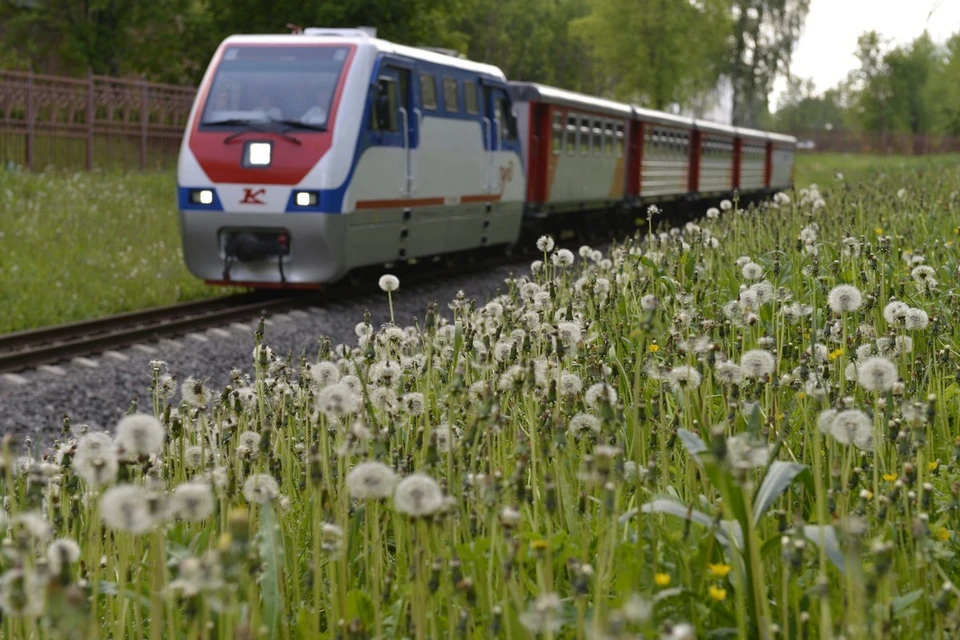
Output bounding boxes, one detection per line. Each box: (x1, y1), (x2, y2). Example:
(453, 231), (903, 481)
(792, 152), (960, 188)
(0, 168), (234, 334)
(0, 152), (956, 335)
(2, 157), (960, 638)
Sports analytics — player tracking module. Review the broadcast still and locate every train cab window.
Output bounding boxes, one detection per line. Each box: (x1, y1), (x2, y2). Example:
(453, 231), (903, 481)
(464, 82), (479, 115)
(552, 112), (563, 155)
(566, 115), (577, 156)
(495, 97), (517, 141)
(604, 122), (614, 156)
(420, 73), (437, 110)
(579, 117), (590, 156)
(615, 124), (625, 157)
(443, 77), (459, 112)
(371, 77), (400, 132)
(592, 120), (603, 156)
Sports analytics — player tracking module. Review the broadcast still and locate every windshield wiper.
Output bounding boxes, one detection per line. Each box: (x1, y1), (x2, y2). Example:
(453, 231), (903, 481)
(269, 118), (327, 132)
(207, 118), (303, 146)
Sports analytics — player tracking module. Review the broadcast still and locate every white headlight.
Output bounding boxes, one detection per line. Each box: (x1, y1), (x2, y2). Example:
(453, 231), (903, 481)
(199, 190), (214, 205)
(296, 191), (312, 207)
(248, 142), (272, 166)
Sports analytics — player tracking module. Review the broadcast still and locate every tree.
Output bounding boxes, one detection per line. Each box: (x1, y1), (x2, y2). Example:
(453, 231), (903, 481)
(572, 0), (731, 109)
(727, 0), (810, 127)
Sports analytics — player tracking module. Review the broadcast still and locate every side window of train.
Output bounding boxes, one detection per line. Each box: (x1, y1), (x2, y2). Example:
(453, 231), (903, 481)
(552, 112), (563, 155)
(420, 73), (437, 110)
(371, 77), (399, 132)
(566, 115), (577, 156)
(604, 122), (614, 156)
(579, 117), (590, 156)
(443, 77), (459, 113)
(615, 124), (624, 157)
(592, 120), (602, 156)
(464, 82), (480, 115)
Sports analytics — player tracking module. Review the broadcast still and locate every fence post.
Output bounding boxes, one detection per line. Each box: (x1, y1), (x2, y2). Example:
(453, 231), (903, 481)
(25, 69), (34, 171)
(141, 77), (148, 171)
(86, 69), (94, 171)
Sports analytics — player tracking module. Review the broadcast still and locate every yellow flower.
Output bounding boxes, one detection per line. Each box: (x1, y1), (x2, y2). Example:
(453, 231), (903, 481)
(648, 343), (659, 353)
(708, 585), (728, 601)
(654, 573), (671, 587)
(862, 490), (873, 501)
(796, 391), (807, 400)
(882, 473), (898, 482)
(828, 348), (844, 361)
(874, 227), (883, 235)
(929, 461), (940, 472)
(936, 528), (951, 542)
(530, 539), (548, 551)
(707, 563), (731, 578)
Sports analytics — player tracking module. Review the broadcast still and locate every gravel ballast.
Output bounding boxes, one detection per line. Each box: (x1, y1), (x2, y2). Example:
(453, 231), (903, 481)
(0, 260), (532, 449)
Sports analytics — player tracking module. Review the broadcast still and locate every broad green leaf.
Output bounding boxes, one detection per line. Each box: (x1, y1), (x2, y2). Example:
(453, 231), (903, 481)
(257, 504), (284, 640)
(677, 428), (707, 460)
(802, 525), (846, 574)
(891, 589), (924, 618)
(753, 461), (809, 525)
(640, 498), (744, 549)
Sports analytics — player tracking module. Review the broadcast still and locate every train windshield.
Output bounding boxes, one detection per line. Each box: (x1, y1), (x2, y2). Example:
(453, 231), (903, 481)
(200, 45), (350, 130)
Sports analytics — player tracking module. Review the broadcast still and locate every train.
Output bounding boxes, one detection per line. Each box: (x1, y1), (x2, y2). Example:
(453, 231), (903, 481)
(176, 27), (796, 289)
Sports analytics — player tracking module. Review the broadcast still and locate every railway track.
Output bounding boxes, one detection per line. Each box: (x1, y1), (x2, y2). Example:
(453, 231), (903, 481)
(0, 292), (320, 375)
(0, 222), (615, 377)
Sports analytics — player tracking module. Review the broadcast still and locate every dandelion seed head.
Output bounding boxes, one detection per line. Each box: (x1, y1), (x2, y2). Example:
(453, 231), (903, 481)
(667, 366), (702, 392)
(100, 484), (153, 534)
(115, 413), (165, 457)
(857, 357), (898, 393)
(73, 432), (119, 486)
(346, 461), (398, 501)
(393, 473), (444, 517)
(172, 482), (216, 522)
(378, 274), (399, 292)
(568, 413), (601, 440)
(828, 285), (863, 313)
(536, 235), (555, 252)
(242, 474), (280, 504)
(905, 308), (929, 330)
(742, 262), (764, 280)
(740, 350), (776, 379)
(585, 383), (617, 409)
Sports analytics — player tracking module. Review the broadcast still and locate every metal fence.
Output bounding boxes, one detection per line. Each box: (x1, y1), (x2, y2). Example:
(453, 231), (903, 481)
(791, 131), (960, 156)
(0, 70), (197, 172)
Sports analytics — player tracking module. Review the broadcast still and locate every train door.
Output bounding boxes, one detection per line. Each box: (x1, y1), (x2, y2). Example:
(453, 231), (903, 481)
(371, 64), (417, 197)
(481, 83), (520, 196)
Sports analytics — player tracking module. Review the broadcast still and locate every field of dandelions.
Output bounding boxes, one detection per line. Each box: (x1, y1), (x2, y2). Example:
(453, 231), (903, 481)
(3, 162), (960, 640)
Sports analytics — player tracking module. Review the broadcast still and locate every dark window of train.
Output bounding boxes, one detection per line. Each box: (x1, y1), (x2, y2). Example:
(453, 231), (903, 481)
(464, 82), (480, 115)
(592, 120), (603, 156)
(495, 97), (517, 141)
(370, 77), (400, 132)
(566, 115), (577, 156)
(616, 124), (625, 157)
(420, 73), (437, 110)
(552, 112), (563, 155)
(579, 117), (590, 156)
(604, 122), (614, 156)
(443, 77), (459, 112)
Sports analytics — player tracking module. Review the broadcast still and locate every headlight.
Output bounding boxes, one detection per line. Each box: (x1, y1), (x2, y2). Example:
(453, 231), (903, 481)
(189, 189), (214, 205)
(245, 141), (272, 167)
(294, 191), (319, 207)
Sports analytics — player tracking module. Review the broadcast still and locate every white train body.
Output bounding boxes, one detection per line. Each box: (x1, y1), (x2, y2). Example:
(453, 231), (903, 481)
(177, 29), (795, 288)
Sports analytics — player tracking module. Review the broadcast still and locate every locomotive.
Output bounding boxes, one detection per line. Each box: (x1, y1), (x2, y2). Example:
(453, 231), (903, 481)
(176, 27), (796, 289)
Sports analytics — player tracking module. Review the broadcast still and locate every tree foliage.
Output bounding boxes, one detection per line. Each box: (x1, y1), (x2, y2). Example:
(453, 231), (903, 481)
(775, 29), (960, 137)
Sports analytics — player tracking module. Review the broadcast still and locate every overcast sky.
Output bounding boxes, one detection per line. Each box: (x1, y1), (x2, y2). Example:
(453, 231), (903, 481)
(769, 0), (960, 107)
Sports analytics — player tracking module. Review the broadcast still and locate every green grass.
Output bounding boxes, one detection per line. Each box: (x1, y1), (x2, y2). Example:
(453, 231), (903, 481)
(2, 157), (960, 638)
(793, 152), (960, 188)
(0, 168), (233, 334)
(2, 153), (957, 335)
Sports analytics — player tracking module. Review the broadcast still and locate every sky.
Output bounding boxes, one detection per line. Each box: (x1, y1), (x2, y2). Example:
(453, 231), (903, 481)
(769, 0), (960, 108)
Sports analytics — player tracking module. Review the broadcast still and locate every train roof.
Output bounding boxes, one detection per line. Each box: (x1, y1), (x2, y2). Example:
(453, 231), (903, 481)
(218, 30), (508, 80)
(694, 119), (738, 137)
(508, 82), (634, 118)
(632, 106), (695, 129)
(767, 131), (798, 145)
